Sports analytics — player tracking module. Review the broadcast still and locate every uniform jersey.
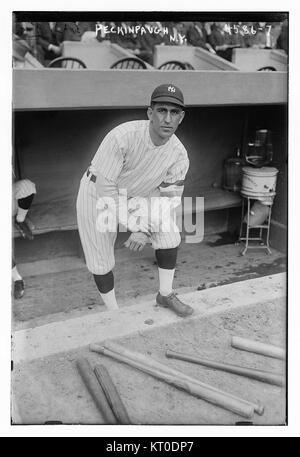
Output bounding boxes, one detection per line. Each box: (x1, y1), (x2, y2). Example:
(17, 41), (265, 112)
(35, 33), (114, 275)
(77, 120), (189, 275)
(89, 120), (189, 198)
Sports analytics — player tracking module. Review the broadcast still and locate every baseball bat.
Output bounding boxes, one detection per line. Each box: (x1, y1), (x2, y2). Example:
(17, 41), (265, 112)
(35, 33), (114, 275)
(231, 336), (286, 360)
(76, 357), (117, 424)
(94, 364), (131, 424)
(100, 341), (264, 415)
(90, 344), (254, 419)
(166, 349), (285, 387)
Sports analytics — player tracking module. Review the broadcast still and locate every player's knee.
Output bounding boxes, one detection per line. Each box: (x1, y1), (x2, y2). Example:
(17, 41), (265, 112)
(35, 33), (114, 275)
(88, 258), (116, 279)
(20, 179), (37, 195)
(162, 232), (181, 249)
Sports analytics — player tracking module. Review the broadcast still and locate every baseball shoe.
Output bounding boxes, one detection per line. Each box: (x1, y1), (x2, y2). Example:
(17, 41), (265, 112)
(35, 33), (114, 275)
(14, 280), (25, 299)
(25, 217), (35, 231)
(14, 218), (34, 240)
(156, 292), (194, 317)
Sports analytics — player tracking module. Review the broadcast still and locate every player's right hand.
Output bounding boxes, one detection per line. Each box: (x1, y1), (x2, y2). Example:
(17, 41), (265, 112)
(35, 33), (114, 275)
(124, 232), (149, 251)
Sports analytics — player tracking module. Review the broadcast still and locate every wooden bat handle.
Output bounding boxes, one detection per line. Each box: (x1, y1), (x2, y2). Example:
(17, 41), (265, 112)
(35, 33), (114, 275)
(231, 336), (286, 360)
(101, 341), (264, 415)
(76, 357), (117, 424)
(90, 344), (254, 419)
(166, 350), (285, 387)
(94, 364), (131, 425)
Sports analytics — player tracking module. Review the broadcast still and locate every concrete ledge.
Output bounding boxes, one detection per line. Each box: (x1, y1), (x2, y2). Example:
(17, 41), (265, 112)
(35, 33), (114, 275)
(12, 273), (286, 364)
(13, 69), (287, 110)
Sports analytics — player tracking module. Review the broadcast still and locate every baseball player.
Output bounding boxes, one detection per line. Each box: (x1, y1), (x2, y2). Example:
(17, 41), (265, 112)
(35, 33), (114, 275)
(12, 178), (36, 298)
(76, 84), (194, 317)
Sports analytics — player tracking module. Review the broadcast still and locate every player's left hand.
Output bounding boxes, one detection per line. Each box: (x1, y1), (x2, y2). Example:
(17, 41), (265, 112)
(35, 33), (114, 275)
(124, 232), (149, 251)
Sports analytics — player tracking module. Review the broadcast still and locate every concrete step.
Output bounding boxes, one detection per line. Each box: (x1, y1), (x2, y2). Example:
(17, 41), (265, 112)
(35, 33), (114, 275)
(12, 273), (286, 363)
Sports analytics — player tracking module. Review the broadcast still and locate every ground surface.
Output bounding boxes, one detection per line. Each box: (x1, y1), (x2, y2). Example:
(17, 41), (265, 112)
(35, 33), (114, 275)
(13, 233), (286, 327)
(12, 297), (286, 425)
(11, 231), (287, 427)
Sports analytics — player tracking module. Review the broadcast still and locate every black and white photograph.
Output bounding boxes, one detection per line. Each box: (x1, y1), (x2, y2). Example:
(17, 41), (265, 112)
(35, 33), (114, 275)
(4, 2), (296, 437)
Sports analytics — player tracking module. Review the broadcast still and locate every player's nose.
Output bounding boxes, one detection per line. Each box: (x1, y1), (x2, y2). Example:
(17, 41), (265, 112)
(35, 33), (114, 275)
(165, 112), (172, 123)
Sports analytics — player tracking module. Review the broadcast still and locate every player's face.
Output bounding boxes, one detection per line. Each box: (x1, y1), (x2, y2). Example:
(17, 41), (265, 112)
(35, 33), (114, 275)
(147, 103), (185, 144)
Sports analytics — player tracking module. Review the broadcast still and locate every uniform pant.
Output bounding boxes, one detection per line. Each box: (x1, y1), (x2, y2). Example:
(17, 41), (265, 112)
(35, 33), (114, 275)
(76, 173), (181, 275)
(12, 179), (36, 216)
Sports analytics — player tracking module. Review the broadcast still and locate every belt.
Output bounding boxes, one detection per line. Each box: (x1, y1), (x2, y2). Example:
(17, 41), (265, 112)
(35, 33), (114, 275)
(86, 169), (97, 183)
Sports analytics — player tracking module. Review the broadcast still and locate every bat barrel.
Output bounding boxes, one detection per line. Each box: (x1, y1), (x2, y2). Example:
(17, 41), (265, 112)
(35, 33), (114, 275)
(94, 364), (131, 424)
(231, 336), (286, 360)
(76, 357), (117, 424)
(90, 344), (254, 419)
(93, 341), (264, 415)
(166, 349), (285, 387)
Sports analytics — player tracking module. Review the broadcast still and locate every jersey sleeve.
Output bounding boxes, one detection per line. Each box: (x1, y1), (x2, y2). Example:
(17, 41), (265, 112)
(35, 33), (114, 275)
(159, 148), (189, 199)
(91, 128), (126, 183)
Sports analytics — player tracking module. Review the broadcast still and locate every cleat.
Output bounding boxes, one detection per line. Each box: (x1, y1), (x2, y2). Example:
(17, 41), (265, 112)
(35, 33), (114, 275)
(14, 280), (25, 299)
(156, 292), (194, 317)
(15, 219), (34, 240)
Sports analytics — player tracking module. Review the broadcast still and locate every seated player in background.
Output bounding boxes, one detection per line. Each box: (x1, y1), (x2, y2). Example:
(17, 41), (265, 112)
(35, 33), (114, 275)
(12, 179), (36, 299)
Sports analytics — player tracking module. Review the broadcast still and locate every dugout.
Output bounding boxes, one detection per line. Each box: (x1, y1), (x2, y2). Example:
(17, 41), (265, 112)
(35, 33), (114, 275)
(13, 69), (287, 254)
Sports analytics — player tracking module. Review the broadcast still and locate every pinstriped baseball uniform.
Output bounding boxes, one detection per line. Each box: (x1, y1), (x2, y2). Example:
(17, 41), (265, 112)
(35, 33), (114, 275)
(76, 120), (189, 275)
(12, 179), (37, 216)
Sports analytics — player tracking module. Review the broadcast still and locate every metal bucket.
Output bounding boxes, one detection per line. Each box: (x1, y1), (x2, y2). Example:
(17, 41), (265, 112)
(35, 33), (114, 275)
(241, 167), (279, 197)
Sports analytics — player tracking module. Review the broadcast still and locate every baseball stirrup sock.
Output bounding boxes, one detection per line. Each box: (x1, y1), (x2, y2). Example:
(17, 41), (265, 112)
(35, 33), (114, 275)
(93, 272), (119, 309)
(155, 247), (178, 270)
(12, 266), (22, 282)
(158, 267), (175, 297)
(93, 271), (114, 294)
(18, 194), (35, 210)
(99, 289), (119, 310)
(16, 208), (29, 223)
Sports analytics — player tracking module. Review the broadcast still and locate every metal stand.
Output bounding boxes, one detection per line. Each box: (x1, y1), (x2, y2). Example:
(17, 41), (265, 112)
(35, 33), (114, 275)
(238, 195), (273, 256)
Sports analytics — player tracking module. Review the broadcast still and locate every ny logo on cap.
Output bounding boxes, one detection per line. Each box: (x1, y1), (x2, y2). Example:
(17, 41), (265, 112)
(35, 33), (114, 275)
(168, 86), (176, 93)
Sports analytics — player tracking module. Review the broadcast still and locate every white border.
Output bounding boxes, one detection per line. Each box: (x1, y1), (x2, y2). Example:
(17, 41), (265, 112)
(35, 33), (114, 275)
(2, 0), (298, 438)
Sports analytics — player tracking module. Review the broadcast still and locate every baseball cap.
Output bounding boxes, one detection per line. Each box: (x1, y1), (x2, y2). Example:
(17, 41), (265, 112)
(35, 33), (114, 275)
(150, 84), (185, 108)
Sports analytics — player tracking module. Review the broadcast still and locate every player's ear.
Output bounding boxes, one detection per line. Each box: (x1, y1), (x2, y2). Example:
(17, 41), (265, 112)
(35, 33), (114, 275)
(147, 106), (153, 120)
(178, 110), (185, 124)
